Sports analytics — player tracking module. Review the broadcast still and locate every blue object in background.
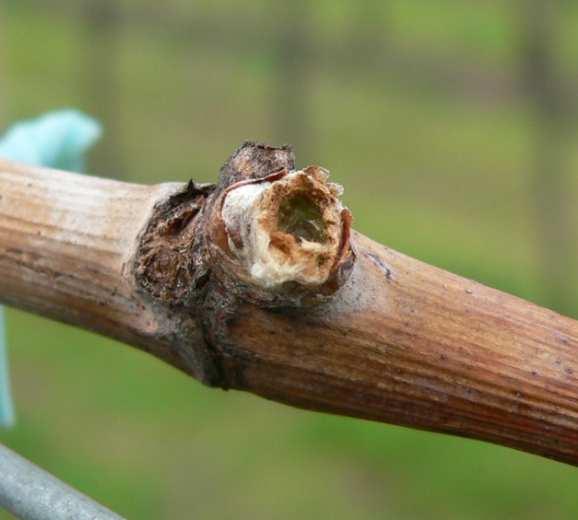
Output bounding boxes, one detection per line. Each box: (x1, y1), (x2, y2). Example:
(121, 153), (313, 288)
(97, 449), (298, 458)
(0, 110), (101, 172)
(0, 307), (12, 428)
(0, 109), (101, 427)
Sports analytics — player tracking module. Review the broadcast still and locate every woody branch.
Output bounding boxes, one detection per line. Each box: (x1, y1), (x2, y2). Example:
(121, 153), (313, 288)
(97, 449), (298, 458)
(0, 143), (577, 465)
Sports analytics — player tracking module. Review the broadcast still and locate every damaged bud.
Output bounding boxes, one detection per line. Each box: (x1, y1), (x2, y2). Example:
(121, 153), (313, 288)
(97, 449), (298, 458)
(135, 142), (355, 310)
(207, 165), (354, 306)
(133, 142), (356, 383)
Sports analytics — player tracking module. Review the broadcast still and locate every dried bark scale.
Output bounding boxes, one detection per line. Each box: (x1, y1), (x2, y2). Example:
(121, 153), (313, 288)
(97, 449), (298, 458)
(0, 143), (577, 465)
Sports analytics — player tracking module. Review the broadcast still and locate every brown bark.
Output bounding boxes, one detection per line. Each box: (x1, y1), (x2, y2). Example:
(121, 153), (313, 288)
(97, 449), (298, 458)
(1, 144), (578, 466)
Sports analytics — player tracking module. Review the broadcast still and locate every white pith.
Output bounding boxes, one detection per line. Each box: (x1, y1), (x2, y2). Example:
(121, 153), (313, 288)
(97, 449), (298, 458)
(221, 171), (342, 288)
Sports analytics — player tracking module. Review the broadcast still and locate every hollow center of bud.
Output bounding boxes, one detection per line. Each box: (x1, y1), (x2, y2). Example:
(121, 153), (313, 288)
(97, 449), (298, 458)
(277, 193), (327, 243)
(220, 167), (346, 289)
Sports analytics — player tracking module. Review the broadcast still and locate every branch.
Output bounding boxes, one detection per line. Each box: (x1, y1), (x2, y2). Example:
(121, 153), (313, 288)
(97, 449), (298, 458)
(1, 143), (577, 466)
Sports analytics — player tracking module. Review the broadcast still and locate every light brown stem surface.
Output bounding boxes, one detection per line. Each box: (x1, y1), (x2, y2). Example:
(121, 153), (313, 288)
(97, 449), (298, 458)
(0, 160), (186, 370)
(1, 158), (578, 465)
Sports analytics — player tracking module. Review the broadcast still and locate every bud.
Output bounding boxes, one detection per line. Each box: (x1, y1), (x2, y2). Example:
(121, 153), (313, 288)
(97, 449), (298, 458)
(207, 165), (355, 307)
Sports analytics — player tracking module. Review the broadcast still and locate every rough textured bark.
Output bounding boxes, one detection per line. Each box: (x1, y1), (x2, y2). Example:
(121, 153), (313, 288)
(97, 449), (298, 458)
(1, 143), (578, 466)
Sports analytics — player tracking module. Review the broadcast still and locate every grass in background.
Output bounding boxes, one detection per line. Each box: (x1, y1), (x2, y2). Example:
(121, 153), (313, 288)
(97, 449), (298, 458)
(1, 1), (578, 518)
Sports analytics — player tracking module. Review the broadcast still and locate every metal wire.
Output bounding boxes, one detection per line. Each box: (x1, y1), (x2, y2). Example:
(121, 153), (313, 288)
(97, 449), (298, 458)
(0, 443), (124, 520)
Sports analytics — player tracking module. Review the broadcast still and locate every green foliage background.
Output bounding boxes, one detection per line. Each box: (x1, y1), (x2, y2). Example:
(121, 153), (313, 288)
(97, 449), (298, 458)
(1, 1), (578, 518)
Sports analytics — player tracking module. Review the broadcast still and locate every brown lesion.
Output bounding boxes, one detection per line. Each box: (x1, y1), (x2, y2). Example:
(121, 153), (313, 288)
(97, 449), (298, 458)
(133, 181), (215, 307)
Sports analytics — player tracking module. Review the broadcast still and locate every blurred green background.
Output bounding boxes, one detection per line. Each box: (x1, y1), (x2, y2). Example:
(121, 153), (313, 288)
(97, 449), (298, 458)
(1, 1), (578, 518)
